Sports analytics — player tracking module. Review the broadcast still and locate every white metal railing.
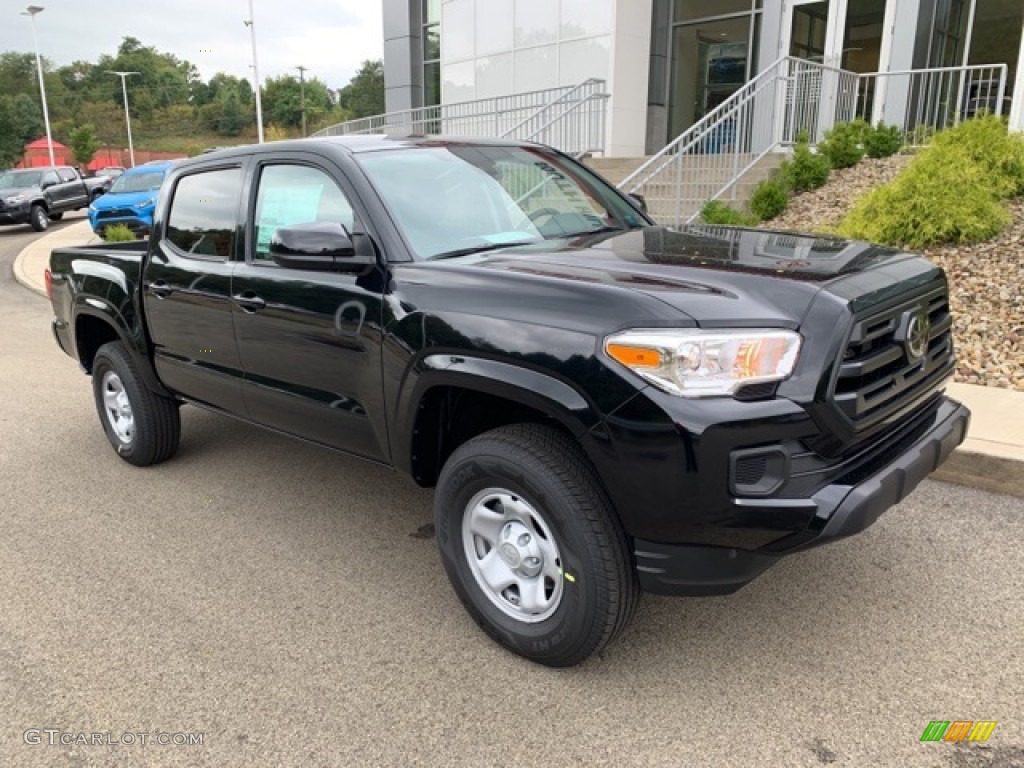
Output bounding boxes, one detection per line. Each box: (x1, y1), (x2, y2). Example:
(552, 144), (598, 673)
(619, 57), (1009, 227)
(619, 57), (841, 227)
(312, 80), (608, 156)
(854, 64), (1009, 144)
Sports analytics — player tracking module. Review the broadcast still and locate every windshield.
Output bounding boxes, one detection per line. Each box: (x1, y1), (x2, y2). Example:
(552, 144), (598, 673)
(109, 171), (165, 194)
(0, 171), (42, 189)
(356, 145), (647, 260)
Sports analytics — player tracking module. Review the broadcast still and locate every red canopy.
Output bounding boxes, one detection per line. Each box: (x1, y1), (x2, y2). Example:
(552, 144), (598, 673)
(24, 137), (67, 150)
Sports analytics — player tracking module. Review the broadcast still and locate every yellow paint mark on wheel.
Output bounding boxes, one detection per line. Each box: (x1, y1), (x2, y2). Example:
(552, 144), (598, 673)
(558, 567), (576, 583)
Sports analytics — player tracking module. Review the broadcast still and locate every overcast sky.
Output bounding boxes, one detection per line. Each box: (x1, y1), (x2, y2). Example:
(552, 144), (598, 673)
(0, 0), (383, 90)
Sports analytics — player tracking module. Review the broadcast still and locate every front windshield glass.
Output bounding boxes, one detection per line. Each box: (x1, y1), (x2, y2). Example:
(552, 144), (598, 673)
(356, 145), (646, 259)
(110, 171), (165, 194)
(0, 171), (42, 189)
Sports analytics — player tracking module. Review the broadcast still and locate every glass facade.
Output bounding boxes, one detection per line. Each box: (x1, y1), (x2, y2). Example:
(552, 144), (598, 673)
(439, 0), (613, 103)
(662, 1), (762, 139)
(423, 0), (441, 106)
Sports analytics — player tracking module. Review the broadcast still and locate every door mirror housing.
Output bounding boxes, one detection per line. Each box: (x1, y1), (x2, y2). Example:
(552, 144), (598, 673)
(269, 222), (375, 273)
(41, 179), (57, 190)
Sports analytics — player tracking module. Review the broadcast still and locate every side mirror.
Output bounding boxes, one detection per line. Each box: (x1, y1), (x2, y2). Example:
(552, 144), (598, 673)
(627, 193), (648, 214)
(41, 180), (56, 190)
(269, 222), (375, 273)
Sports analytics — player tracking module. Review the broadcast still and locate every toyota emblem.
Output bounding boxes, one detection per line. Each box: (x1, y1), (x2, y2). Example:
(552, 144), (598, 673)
(906, 311), (931, 361)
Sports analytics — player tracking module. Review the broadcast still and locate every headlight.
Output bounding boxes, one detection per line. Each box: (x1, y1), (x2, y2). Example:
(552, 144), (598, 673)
(604, 329), (802, 397)
(134, 198), (156, 209)
(4, 194), (27, 204)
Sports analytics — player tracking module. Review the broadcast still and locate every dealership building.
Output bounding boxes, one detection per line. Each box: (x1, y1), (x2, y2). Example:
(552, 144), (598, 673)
(381, 0), (1024, 157)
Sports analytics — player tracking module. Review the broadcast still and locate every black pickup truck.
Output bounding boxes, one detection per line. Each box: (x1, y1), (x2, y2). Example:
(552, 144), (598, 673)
(0, 166), (105, 231)
(47, 136), (970, 666)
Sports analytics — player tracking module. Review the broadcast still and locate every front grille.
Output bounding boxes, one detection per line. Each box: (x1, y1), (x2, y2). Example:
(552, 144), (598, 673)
(97, 208), (136, 219)
(831, 286), (953, 430)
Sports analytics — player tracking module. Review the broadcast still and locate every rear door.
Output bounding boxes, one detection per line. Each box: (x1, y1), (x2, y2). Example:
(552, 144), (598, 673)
(56, 167), (87, 209)
(143, 161), (247, 411)
(229, 154), (389, 462)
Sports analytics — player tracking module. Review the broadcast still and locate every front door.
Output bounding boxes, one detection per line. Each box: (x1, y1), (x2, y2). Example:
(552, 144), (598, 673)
(230, 156), (389, 462)
(143, 163), (247, 412)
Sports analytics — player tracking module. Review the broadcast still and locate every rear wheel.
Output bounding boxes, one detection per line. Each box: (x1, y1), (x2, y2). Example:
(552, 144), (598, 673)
(92, 342), (180, 466)
(435, 424), (639, 666)
(29, 204), (49, 232)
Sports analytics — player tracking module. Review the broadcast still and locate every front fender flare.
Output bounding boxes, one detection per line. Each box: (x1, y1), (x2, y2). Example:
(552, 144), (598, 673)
(392, 353), (602, 477)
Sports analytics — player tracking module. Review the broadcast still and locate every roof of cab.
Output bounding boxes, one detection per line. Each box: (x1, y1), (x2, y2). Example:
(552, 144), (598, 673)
(123, 160), (176, 175)
(173, 134), (541, 169)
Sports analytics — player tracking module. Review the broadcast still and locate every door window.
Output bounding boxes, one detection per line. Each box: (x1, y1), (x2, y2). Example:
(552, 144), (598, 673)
(58, 168), (77, 182)
(252, 164), (356, 262)
(165, 168), (243, 260)
(41, 171), (59, 187)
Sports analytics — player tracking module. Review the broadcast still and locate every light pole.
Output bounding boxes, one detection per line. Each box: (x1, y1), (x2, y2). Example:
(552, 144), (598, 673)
(107, 71), (140, 167)
(295, 65), (308, 137)
(244, 0), (265, 143)
(22, 5), (55, 167)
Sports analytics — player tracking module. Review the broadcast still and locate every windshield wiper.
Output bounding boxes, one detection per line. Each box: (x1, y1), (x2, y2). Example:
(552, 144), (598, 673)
(429, 241), (538, 261)
(562, 224), (626, 238)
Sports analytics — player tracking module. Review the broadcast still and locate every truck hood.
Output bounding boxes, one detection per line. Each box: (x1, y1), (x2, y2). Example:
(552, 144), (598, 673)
(453, 225), (916, 328)
(0, 185), (40, 198)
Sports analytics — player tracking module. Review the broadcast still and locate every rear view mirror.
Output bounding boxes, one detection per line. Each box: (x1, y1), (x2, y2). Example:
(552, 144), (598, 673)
(270, 222), (376, 273)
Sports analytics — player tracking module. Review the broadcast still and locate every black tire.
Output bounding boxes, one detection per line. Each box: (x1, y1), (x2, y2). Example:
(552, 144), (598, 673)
(29, 204), (49, 232)
(435, 424), (639, 667)
(92, 342), (180, 467)
(49, 212), (64, 221)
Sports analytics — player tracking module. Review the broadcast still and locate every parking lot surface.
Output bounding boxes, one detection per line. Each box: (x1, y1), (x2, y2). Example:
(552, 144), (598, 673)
(1, 221), (1022, 767)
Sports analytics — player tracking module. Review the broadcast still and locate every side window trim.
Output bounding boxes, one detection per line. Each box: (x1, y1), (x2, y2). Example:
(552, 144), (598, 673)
(162, 162), (247, 263)
(246, 156), (363, 268)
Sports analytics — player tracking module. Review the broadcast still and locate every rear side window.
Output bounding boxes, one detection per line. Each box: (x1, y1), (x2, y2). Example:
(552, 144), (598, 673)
(166, 168), (242, 260)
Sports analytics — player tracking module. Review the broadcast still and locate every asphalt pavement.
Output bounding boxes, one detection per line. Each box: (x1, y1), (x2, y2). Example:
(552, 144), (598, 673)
(1, 215), (1022, 767)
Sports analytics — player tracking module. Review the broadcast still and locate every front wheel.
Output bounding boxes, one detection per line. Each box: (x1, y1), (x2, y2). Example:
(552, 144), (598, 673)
(29, 204), (49, 232)
(92, 342), (181, 466)
(435, 424), (639, 666)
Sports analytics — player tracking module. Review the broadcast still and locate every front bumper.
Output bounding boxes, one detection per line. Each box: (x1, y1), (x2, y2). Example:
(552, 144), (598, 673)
(90, 213), (151, 234)
(635, 397), (970, 595)
(0, 205), (30, 225)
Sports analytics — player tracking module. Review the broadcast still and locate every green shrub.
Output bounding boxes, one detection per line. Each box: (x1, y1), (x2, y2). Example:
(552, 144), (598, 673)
(783, 139), (831, 192)
(102, 224), (136, 242)
(864, 123), (904, 158)
(699, 200), (759, 226)
(838, 145), (1010, 248)
(749, 178), (789, 220)
(929, 114), (1024, 197)
(819, 121), (865, 169)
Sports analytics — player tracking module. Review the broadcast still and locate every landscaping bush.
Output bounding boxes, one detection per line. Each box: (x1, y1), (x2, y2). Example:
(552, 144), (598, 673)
(819, 121), (865, 169)
(699, 200), (759, 226)
(929, 114), (1024, 197)
(102, 224), (136, 242)
(840, 115), (1024, 248)
(782, 138), (831, 192)
(749, 178), (789, 220)
(864, 123), (903, 158)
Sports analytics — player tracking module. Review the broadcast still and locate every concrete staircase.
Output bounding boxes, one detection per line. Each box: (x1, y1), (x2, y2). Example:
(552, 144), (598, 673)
(586, 153), (786, 223)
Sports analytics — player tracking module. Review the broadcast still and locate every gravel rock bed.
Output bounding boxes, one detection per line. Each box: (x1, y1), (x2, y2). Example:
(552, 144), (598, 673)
(770, 155), (1023, 391)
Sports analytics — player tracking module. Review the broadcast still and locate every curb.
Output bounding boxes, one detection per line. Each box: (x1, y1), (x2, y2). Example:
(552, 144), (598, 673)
(933, 451), (1024, 498)
(13, 220), (95, 298)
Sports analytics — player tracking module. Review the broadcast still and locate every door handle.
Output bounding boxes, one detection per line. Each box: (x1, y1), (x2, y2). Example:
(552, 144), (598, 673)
(147, 280), (173, 298)
(232, 292), (266, 312)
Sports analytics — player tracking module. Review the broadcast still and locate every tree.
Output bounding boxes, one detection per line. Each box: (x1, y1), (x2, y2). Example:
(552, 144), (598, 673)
(217, 90), (246, 136)
(337, 60), (384, 119)
(10, 94), (43, 144)
(0, 96), (27, 167)
(69, 124), (100, 166)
